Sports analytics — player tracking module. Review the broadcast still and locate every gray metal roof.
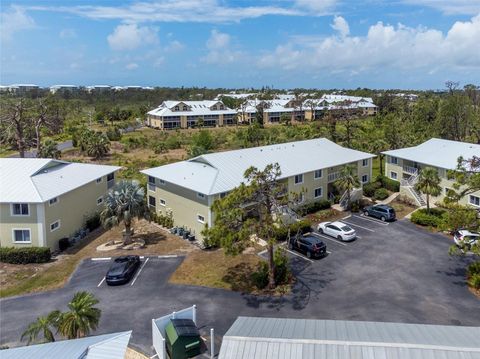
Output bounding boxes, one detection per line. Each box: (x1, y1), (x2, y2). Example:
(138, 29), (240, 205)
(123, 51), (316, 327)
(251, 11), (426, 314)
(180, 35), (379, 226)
(0, 159), (121, 203)
(382, 138), (480, 170)
(1, 331), (132, 359)
(219, 317), (480, 359)
(142, 138), (374, 195)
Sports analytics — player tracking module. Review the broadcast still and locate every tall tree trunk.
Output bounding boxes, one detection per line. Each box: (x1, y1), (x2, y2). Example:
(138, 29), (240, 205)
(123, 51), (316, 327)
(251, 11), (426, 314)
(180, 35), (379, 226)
(35, 123), (42, 156)
(379, 154), (384, 176)
(267, 242), (275, 290)
(123, 222), (132, 245)
(426, 194), (430, 213)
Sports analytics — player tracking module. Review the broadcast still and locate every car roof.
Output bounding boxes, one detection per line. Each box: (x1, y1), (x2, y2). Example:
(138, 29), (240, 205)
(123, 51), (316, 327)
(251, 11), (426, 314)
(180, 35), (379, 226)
(330, 221), (347, 227)
(457, 229), (480, 236)
(374, 204), (392, 209)
(302, 235), (324, 244)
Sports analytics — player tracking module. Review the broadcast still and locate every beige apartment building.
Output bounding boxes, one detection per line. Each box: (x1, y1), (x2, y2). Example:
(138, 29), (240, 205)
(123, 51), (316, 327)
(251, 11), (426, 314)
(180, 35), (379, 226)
(142, 139), (374, 241)
(146, 100), (237, 130)
(0, 159), (120, 250)
(383, 138), (480, 207)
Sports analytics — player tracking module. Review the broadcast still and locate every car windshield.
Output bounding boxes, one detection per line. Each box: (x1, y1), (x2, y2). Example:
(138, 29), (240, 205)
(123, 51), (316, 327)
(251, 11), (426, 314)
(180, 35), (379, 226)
(387, 208), (395, 213)
(115, 257), (129, 263)
(341, 225), (353, 232)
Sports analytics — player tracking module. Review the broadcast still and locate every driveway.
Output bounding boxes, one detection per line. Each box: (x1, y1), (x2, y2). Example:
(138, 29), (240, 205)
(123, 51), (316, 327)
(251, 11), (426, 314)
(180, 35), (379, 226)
(8, 140), (74, 158)
(1, 219), (479, 355)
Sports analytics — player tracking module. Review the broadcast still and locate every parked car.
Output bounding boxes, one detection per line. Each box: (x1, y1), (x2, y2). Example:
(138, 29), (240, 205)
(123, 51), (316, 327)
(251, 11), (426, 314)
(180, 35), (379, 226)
(317, 221), (356, 241)
(106, 255), (141, 286)
(288, 235), (327, 259)
(363, 204), (396, 222)
(453, 230), (480, 251)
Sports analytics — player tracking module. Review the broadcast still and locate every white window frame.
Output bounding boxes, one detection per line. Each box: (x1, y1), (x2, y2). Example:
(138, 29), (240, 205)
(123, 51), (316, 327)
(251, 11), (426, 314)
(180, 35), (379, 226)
(49, 197), (59, 206)
(314, 169), (323, 180)
(160, 199), (166, 207)
(294, 174), (303, 185)
(50, 220), (61, 232)
(11, 203), (30, 216)
(97, 196), (104, 205)
(390, 171), (398, 180)
(96, 177), (103, 184)
(469, 195), (480, 207)
(197, 192), (205, 199)
(362, 159), (369, 167)
(148, 195), (156, 207)
(314, 187), (323, 198)
(12, 228), (31, 243)
(159, 179), (166, 185)
(389, 156), (398, 165)
(361, 174), (369, 183)
(197, 214), (205, 224)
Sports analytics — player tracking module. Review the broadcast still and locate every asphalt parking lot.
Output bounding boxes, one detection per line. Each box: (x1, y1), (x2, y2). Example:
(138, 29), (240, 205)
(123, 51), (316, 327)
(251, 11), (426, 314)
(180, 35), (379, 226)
(1, 218), (479, 356)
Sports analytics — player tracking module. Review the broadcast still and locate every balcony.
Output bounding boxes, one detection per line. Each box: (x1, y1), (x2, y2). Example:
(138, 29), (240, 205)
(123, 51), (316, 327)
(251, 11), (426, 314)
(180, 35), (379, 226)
(403, 165), (418, 176)
(328, 172), (340, 182)
(107, 179), (115, 189)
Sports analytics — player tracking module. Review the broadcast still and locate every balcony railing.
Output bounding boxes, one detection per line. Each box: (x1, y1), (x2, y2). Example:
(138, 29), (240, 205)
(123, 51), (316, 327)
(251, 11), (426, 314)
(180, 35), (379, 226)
(328, 172), (340, 182)
(107, 179), (115, 189)
(148, 183), (156, 192)
(403, 165), (418, 176)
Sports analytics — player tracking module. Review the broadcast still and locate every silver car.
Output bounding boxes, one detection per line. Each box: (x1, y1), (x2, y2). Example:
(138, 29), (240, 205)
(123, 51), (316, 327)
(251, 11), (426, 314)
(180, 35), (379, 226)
(317, 221), (357, 241)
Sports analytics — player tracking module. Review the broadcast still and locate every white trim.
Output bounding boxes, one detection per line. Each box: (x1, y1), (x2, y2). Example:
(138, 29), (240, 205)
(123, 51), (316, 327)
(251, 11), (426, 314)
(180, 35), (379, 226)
(294, 174), (304, 185)
(12, 228), (32, 243)
(314, 169), (323, 180)
(159, 199), (166, 206)
(10, 203), (30, 217)
(469, 195), (480, 207)
(36, 203), (46, 247)
(361, 174), (369, 183)
(48, 197), (59, 206)
(314, 187), (323, 199)
(362, 159), (369, 167)
(197, 214), (206, 224)
(390, 171), (398, 180)
(50, 219), (61, 232)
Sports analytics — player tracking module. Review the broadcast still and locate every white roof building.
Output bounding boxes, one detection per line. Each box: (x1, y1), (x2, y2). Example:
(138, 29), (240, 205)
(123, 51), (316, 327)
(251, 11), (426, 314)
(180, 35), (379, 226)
(0, 158), (121, 203)
(142, 138), (374, 195)
(382, 138), (480, 170)
(219, 317), (480, 359)
(214, 93), (257, 100)
(50, 85), (79, 94)
(147, 100), (236, 117)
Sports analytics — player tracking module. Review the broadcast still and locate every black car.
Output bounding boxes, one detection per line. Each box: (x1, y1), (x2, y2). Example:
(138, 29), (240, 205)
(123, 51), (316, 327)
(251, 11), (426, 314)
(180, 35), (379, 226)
(363, 204), (396, 222)
(288, 235), (327, 259)
(106, 255), (141, 286)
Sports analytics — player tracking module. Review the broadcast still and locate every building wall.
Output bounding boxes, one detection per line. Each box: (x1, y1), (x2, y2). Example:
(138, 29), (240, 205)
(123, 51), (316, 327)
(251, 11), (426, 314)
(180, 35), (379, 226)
(0, 203), (42, 248)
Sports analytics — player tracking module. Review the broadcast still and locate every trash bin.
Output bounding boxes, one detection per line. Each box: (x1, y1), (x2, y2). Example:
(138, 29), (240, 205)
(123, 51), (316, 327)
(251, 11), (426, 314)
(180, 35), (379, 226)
(165, 319), (202, 359)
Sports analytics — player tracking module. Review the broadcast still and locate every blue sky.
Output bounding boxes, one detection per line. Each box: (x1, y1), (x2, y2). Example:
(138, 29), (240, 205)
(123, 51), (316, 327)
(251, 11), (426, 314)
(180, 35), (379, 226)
(1, 0), (479, 89)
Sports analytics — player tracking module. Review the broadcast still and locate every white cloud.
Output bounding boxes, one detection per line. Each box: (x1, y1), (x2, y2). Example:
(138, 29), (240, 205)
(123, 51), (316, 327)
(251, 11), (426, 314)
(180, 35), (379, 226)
(207, 29), (230, 49)
(0, 6), (36, 41)
(203, 29), (239, 64)
(125, 62), (139, 70)
(258, 14), (480, 74)
(331, 15), (349, 37)
(107, 23), (159, 51)
(59, 28), (77, 39)
(401, 0), (480, 15)
(294, 0), (338, 13)
(165, 40), (184, 52)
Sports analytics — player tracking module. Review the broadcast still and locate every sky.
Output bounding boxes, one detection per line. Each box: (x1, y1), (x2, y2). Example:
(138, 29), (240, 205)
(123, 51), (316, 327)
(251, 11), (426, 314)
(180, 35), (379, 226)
(1, 0), (479, 89)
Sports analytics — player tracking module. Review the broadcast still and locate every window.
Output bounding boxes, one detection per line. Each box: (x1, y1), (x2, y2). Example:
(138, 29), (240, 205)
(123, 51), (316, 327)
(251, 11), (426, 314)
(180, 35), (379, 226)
(174, 106), (179, 111)
(159, 179), (166, 185)
(13, 229), (30, 243)
(314, 187), (323, 198)
(220, 192), (228, 199)
(96, 177), (102, 183)
(294, 174), (303, 185)
(361, 175), (368, 183)
(97, 197), (103, 205)
(50, 220), (60, 232)
(362, 159), (369, 167)
(197, 192), (205, 199)
(390, 171), (398, 180)
(197, 214), (205, 223)
(149, 196), (156, 207)
(160, 199), (166, 206)
(107, 173), (114, 182)
(49, 197), (58, 206)
(148, 176), (155, 184)
(470, 195), (480, 207)
(12, 203), (29, 216)
(314, 169), (323, 179)
(389, 156), (398, 165)
(182, 105), (188, 111)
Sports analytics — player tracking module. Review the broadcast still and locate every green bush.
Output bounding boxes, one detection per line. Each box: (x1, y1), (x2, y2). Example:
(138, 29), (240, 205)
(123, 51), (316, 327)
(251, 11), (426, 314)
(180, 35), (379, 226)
(0, 247), (51, 264)
(363, 182), (381, 197)
(469, 273), (480, 289)
(275, 220), (312, 241)
(374, 188), (389, 200)
(165, 135), (182, 150)
(377, 175), (400, 192)
(251, 248), (290, 289)
(410, 208), (446, 227)
(467, 262), (480, 277)
(296, 199), (331, 216)
(106, 127), (122, 141)
(251, 262), (269, 289)
(85, 213), (101, 231)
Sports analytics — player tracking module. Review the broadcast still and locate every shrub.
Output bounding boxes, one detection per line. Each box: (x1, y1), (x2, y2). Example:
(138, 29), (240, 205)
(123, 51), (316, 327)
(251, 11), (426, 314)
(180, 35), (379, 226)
(350, 200), (360, 213)
(59, 237), (70, 251)
(410, 208), (446, 227)
(165, 135), (182, 150)
(469, 273), (480, 289)
(251, 248), (290, 289)
(251, 262), (269, 289)
(363, 182), (381, 197)
(274, 219), (312, 242)
(85, 213), (101, 232)
(106, 127), (122, 141)
(0, 247), (51, 264)
(374, 188), (389, 200)
(467, 262), (480, 277)
(296, 199), (331, 216)
(377, 175), (400, 192)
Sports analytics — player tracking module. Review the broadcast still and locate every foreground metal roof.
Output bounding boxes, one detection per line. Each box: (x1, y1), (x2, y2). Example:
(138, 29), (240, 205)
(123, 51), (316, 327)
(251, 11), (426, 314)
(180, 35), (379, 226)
(219, 317), (480, 359)
(1, 331), (132, 359)
(142, 138), (374, 195)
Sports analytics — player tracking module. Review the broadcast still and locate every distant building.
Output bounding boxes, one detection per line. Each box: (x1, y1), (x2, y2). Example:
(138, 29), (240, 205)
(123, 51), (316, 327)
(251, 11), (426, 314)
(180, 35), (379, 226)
(214, 92), (257, 100)
(7, 84), (39, 95)
(49, 85), (79, 94)
(86, 85), (111, 93)
(146, 100), (237, 130)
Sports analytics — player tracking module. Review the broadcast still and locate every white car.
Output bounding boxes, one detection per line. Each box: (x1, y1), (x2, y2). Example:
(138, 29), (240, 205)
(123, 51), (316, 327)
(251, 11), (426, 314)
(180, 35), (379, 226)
(453, 229), (480, 250)
(317, 221), (357, 242)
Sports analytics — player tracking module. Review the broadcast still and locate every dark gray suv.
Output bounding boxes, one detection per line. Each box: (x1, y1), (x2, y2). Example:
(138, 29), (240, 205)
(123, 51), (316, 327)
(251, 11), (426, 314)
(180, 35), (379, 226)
(363, 204), (396, 222)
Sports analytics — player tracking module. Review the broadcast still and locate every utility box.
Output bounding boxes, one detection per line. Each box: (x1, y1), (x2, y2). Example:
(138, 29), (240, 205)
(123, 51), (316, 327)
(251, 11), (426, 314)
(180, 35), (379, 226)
(165, 319), (202, 359)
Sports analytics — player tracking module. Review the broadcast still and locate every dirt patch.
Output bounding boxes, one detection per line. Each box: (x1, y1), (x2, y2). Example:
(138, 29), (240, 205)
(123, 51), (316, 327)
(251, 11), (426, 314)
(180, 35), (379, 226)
(388, 198), (418, 219)
(306, 208), (345, 225)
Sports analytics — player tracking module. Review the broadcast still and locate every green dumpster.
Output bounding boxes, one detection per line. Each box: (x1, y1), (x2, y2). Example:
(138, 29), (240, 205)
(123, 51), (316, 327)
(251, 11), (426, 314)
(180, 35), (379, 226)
(165, 319), (202, 359)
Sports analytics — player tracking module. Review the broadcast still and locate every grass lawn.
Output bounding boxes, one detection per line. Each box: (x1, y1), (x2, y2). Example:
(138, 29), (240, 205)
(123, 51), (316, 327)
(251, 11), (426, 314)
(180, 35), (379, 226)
(0, 220), (192, 298)
(169, 248), (262, 292)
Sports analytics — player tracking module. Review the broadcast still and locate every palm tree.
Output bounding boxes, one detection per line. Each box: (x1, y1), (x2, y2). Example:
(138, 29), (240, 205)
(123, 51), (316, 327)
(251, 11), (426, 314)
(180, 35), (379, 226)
(335, 165), (361, 210)
(57, 291), (101, 340)
(38, 139), (61, 159)
(415, 167), (442, 213)
(100, 180), (146, 245)
(21, 310), (61, 344)
(86, 132), (110, 159)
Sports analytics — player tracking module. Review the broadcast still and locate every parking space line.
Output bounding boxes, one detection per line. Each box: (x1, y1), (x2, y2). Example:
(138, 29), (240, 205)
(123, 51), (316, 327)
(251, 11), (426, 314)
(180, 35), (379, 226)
(311, 232), (348, 246)
(352, 215), (389, 226)
(283, 248), (314, 263)
(131, 258), (149, 286)
(342, 221), (376, 232)
(97, 277), (106, 287)
(92, 257), (111, 261)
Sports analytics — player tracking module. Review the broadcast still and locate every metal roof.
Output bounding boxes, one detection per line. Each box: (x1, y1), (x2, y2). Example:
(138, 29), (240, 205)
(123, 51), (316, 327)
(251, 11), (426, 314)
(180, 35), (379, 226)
(148, 100), (236, 117)
(142, 138), (374, 195)
(0, 159), (121, 203)
(1, 331), (132, 359)
(219, 317), (480, 359)
(382, 138), (480, 170)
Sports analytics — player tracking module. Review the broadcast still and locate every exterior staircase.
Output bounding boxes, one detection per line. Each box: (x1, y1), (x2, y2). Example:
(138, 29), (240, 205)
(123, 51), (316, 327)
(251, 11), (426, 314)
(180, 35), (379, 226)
(339, 187), (363, 210)
(401, 173), (426, 207)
